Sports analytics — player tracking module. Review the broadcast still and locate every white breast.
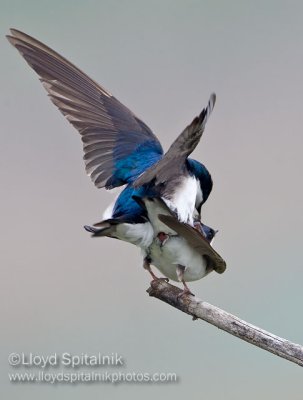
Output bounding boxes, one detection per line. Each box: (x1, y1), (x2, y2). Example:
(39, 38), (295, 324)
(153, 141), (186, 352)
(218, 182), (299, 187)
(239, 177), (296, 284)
(164, 176), (199, 225)
(142, 197), (178, 235)
(115, 222), (154, 249)
(148, 236), (208, 282)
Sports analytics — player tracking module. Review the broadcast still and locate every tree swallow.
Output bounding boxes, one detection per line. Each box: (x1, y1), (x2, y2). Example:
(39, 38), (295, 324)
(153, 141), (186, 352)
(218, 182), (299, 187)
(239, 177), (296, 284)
(85, 197), (226, 296)
(136, 197), (226, 295)
(6, 29), (215, 239)
(7, 29), (226, 290)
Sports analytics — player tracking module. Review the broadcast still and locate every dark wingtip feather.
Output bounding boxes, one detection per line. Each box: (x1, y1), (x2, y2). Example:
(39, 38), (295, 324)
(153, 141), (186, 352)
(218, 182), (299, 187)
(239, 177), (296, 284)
(10, 28), (22, 34)
(210, 92), (216, 104)
(6, 34), (15, 46)
(6, 29), (31, 46)
(84, 225), (98, 234)
(198, 92), (216, 124)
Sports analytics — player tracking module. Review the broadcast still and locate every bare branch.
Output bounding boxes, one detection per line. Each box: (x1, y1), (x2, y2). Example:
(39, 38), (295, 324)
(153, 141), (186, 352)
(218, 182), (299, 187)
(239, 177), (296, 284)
(147, 279), (303, 367)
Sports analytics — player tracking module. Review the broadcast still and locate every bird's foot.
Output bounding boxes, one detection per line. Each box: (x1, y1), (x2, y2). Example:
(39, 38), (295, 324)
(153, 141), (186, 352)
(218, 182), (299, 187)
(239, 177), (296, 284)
(145, 265), (160, 281)
(143, 257), (169, 282)
(177, 288), (195, 301)
(177, 280), (195, 300)
(154, 277), (169, 283)
(148, 270), (163, 281)
(147, 268), (169, 283)
(148, 270), (169, 282)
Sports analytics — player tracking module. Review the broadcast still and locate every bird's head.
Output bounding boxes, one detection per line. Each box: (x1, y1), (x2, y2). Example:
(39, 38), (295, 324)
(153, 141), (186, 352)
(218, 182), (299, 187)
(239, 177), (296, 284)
(187, 158), (213, 213)
(200, 223), (218, 244)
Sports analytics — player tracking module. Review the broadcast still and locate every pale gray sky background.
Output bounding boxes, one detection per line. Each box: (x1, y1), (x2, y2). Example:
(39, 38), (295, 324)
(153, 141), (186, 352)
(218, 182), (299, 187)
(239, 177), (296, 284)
(1, 0), (303, 399)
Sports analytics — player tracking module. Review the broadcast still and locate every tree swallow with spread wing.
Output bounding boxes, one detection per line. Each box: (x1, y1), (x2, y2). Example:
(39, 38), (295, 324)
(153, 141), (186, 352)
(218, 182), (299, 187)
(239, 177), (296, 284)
(6, 30), (221, 276)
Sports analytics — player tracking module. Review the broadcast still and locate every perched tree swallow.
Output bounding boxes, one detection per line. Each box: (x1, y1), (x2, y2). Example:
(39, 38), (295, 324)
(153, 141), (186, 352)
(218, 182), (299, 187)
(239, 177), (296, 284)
(7, 29), (226, 293)
(86, 197), (226, 296)
(138, 197), (225, 295)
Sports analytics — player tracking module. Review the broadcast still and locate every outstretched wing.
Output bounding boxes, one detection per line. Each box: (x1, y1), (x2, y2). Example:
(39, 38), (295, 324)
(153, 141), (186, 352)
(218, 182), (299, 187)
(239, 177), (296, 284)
(158, 214), (226, 274)
(6, 29), (163, 189)
(133, 93), (216, 187)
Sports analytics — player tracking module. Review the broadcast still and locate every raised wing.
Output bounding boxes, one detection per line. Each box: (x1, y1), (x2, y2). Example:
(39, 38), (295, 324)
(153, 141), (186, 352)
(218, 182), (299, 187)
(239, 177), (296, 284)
(158, 214), (226, 274)
(133, 93), (216, 187)
(6, 29), (163, 189)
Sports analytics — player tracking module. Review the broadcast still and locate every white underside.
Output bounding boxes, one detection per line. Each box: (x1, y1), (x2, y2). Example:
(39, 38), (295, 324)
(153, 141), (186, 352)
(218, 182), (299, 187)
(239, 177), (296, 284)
(141, 192), (209, 282)
(164, 176), (201, 225)
(103, 192), (154, 249)
(114, 222), (154, 249)
(101, 177), (207, 277)
(146, 236), (208, 282)
(142, 198), (177, 235)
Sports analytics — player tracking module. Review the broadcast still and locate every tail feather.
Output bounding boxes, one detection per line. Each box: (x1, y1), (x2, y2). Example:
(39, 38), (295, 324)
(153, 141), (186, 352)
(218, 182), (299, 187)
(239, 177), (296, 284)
(84, 222), (112, 237)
